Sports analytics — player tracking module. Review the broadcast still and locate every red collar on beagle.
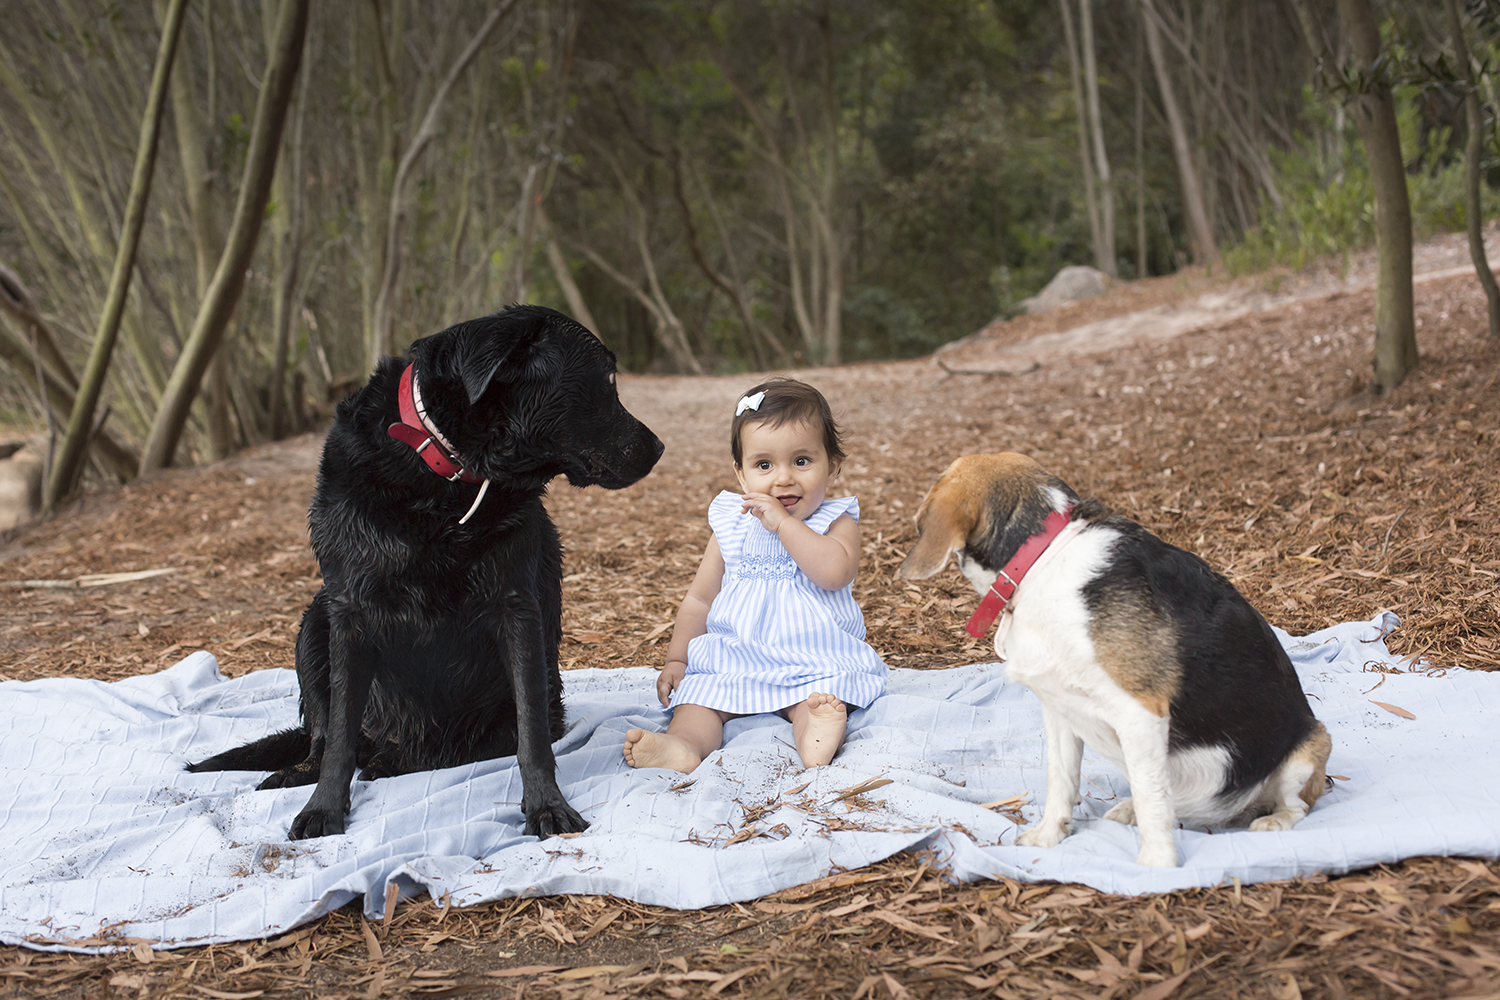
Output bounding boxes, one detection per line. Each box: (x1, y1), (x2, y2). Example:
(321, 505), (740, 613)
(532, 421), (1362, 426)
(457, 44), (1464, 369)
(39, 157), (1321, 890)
(965, 506), (1075, 637)
(900, 453), (1331, 868)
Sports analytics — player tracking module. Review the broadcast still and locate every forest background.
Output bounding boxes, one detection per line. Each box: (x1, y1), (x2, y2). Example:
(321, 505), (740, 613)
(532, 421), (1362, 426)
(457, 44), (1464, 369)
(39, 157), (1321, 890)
(0, 0), (1494, 484)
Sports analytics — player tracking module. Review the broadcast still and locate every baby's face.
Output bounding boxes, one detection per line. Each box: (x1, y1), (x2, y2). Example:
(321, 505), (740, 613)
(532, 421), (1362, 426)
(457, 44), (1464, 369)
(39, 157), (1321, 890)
(735, 418), (839, 521)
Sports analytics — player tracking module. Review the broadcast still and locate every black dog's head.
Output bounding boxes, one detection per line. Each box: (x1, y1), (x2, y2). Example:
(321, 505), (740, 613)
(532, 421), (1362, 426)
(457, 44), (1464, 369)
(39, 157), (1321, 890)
(406, 306), (663, 492)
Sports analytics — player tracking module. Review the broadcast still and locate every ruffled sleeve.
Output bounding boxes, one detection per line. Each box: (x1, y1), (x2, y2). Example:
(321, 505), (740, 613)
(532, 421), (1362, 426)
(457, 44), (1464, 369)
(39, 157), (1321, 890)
(706, 491), (744, 560)
(803, 494), (859, 535)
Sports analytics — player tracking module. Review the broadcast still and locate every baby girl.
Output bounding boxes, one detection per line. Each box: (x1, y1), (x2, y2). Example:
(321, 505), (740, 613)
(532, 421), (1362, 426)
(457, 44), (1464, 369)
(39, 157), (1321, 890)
(623, 377), (887, 773)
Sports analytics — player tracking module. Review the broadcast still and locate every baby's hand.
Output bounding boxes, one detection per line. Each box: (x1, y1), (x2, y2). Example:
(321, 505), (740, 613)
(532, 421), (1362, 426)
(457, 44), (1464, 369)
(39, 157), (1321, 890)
(657, 660), (686, 707)
(740, 492), (791, 534)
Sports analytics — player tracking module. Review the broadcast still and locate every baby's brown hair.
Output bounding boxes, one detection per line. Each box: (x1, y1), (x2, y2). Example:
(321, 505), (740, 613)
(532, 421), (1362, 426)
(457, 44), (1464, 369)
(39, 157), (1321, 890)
(730, 377), (845, 469)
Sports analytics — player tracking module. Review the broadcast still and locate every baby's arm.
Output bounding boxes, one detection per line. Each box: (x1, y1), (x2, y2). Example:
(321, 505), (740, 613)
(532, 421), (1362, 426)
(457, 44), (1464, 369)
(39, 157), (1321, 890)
(774, 511), (860, 591)
(657, 534), (725, 707)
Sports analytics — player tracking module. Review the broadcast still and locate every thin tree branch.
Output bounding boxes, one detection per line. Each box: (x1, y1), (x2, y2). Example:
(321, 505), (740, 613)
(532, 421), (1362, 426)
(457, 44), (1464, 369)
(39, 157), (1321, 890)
(369, 0), (520, 367)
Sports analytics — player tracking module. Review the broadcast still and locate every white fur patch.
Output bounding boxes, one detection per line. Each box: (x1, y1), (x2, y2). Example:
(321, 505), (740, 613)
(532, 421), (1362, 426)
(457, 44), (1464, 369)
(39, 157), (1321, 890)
(1166, 745), (1248, 823)
(999, 524), (1255, 864)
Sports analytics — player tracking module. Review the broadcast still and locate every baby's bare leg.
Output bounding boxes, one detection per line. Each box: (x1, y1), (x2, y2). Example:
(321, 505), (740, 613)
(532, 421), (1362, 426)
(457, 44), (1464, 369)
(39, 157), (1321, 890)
(623, 705), (729, 774)
(786, 693), (847, 767)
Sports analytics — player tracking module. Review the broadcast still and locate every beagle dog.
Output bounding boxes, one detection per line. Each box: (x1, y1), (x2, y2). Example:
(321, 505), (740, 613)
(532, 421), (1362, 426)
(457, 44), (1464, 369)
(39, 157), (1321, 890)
(899, 454), (1331, 867)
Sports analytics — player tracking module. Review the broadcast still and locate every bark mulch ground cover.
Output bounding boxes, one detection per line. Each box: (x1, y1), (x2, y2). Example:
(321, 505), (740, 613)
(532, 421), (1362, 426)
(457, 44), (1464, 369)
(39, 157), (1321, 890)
(2, 258), (1499, 998)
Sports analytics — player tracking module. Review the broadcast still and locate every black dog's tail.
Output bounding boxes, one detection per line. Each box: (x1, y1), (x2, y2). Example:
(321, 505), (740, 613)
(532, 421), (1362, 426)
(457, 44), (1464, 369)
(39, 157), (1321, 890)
(185, 728), (310, 773)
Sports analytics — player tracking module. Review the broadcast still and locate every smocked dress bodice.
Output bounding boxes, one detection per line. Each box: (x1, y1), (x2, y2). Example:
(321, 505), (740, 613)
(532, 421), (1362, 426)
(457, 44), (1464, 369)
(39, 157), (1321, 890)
(669, 491), (888, 714)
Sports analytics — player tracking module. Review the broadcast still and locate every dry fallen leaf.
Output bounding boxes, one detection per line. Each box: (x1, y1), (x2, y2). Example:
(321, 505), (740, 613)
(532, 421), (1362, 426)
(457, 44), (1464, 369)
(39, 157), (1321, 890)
(979, 793), (1030, 810)
(830, 776), (894, 802)
(484, 965), (568, 978)
(1369, 700), (1416, 720)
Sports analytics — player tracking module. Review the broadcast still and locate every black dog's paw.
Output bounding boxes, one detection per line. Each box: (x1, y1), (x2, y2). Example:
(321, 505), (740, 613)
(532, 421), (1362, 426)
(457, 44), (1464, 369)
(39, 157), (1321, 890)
(523, 794), (588, 838)
(358, 745), (403, 780)
(288, 807), (346, 841)
(257, 762), (320, 790)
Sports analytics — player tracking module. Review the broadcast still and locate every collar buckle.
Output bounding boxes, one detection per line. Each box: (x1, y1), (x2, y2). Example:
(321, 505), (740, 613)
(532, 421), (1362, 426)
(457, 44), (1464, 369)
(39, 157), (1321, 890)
(963, 506), (1075, 638)
(387, 364), (488, 504)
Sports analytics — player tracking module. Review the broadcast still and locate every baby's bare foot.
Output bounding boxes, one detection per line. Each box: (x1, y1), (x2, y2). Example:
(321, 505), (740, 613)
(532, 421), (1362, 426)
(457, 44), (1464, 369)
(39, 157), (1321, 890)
(798, 693), (847, 767)
(623, 728), (703, 774)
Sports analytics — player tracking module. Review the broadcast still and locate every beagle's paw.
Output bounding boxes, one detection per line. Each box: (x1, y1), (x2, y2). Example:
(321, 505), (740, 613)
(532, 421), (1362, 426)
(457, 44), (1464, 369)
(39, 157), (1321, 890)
(1017, 820), (1071, 849)
(1249, 809), (1305, 832)
(1135, 839), (1180, 867)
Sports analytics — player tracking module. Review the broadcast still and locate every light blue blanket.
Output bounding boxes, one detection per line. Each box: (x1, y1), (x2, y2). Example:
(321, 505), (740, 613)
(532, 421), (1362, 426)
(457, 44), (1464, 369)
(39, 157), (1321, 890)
(3, 613), (1495, 951)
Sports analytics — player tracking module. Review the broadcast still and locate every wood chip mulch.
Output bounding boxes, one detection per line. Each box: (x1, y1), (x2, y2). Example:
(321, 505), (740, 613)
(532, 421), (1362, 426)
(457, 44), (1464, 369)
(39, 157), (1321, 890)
(2, 261), (1498, 998)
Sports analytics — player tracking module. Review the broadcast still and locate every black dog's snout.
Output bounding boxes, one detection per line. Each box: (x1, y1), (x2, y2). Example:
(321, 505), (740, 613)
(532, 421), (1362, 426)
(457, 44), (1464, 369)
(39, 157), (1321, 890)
(650, 435), (665, 461)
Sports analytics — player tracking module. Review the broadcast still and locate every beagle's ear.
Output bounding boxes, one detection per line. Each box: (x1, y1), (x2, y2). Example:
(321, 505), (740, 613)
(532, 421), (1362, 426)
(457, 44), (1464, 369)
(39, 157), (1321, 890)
(898, 487), (975, 580)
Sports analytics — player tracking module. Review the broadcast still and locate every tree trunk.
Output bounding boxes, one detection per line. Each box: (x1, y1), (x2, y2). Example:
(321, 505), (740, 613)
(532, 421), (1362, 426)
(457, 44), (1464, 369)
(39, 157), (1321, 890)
(368, 0), (519, 370)
(1135, 17), (1148, 279)
(45, 0), (188, 506)
(572, 240), (701, 374)
(1059, 0), (1103, 271)
(512, 162), (542, 303)
(814, 0), (843, 365)
(1140, 0), (1217, 266)
(172, 17), (224, 297)
(717, 9), (845, 367)
(269, 12), (315, 438)
(165, 0), (233, 460)
(1445, 0), (1500, 338)
(1335, 0), (1416, 391)
(1145, 0), (1283, 216)
(203, 339), (235, 459)
(1081, 0), (1116, 277)
(138, 0), (311, 473)
(354, 2), (399, 373)
(598, 149), (704, 373)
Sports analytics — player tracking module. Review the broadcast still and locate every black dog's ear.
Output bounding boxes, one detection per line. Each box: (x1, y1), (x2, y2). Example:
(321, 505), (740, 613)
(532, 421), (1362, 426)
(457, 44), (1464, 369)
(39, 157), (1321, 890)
(456, 308), (561, 402)
(459, 336), (514, 404)
(432, 308), (564, 403)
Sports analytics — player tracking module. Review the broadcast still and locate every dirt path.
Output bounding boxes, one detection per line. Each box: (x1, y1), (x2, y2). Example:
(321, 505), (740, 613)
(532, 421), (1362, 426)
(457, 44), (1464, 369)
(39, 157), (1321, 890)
(937, 226), (1500, 376)
(2, 250), (1499, 998)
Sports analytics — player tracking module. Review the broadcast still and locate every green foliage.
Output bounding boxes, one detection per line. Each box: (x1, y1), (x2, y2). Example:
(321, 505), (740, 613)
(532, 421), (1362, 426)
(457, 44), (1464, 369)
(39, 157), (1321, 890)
(1226, 82), (1500, 277)
(1223, 134), (1374, 276)
(843, 283), (926, 359)
(836, 0), (1094, 358)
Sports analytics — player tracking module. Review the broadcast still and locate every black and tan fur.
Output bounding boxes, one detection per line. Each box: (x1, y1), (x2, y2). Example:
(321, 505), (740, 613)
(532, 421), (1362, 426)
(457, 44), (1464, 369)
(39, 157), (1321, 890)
(900, 453), (1331, 867)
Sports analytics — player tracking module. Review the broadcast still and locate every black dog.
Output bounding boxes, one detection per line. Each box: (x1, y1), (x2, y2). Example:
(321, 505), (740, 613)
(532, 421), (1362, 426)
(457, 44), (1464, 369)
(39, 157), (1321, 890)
(189, 305), (662, 839)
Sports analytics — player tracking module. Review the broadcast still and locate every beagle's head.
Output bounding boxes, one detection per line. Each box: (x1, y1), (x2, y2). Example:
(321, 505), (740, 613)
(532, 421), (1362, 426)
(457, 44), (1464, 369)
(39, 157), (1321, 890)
(898, 454), (1077, 589)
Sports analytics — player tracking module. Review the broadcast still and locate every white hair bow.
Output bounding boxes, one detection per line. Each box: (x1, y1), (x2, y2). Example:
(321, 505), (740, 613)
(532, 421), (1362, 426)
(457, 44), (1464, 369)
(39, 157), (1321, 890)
(735, 391), (765, 416)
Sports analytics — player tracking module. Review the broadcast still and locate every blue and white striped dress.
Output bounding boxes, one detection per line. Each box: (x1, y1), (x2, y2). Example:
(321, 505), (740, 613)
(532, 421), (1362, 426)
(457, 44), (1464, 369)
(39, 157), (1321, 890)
(670, 491), (888, 714)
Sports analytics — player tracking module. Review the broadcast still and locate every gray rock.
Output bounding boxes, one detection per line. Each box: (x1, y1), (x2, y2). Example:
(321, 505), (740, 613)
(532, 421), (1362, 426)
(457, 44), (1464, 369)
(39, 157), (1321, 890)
(1019, 265), (1112, 315)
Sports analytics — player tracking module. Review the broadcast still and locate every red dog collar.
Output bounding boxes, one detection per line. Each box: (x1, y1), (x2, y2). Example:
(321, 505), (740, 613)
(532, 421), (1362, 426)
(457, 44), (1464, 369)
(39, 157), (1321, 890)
(387, 363), (485, 485)
(965, 507), (1074, 638)
(388, 363), (493, 525)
